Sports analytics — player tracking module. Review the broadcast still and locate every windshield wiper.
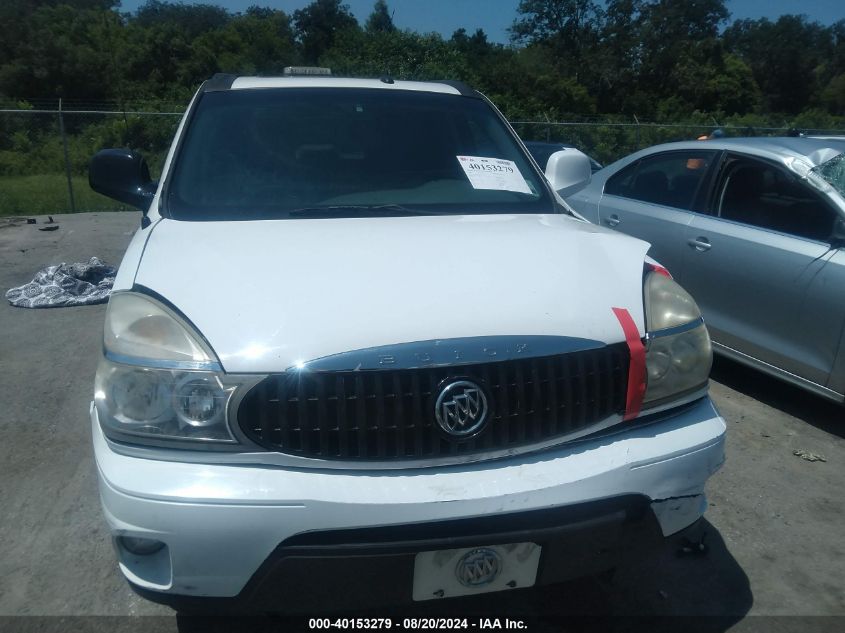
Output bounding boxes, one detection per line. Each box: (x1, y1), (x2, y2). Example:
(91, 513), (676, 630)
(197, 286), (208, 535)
(287, 204), (439, 217)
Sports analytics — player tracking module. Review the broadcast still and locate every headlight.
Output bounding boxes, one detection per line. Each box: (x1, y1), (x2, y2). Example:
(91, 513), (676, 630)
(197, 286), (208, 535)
(104, 292), (215, 365)
(642, 272), (712, 408)
(94, 291), (237, 446)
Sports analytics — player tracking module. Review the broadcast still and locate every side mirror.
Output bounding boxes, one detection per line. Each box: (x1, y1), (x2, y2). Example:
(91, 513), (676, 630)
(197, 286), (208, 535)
(545, 149), (592, 197)
(89, 149), (157, 213)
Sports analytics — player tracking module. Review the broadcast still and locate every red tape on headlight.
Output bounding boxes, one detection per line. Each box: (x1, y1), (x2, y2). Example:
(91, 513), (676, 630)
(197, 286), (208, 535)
(646, 263), (672, 278)
(612, 307), (646, 421)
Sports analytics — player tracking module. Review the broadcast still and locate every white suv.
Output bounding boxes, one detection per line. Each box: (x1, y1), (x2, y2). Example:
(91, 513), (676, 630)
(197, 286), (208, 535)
(88, 73), (725, 611)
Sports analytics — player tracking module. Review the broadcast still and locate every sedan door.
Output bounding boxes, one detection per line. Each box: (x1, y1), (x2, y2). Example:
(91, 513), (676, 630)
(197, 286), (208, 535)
(596, 150), (718, 276)
(679, 153), (845, 388)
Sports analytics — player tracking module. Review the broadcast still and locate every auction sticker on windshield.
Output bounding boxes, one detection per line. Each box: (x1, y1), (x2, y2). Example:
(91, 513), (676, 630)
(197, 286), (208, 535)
(457, 156), (532, 194)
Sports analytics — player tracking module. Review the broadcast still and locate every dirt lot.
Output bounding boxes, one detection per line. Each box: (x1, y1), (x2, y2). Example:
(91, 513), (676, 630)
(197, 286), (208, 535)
(0, 213), (842, 631)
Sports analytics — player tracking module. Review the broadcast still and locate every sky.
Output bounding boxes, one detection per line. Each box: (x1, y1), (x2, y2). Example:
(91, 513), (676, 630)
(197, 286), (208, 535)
(117, 0), (845, 44)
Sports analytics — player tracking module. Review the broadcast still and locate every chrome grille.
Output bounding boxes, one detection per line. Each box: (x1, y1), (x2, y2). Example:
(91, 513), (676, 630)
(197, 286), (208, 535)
(237, 343), (628, 461)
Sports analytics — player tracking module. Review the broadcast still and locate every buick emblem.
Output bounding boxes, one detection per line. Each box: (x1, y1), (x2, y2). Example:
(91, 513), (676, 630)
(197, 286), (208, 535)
(434, 380), (488, 436)
(455, 548), (501, 587)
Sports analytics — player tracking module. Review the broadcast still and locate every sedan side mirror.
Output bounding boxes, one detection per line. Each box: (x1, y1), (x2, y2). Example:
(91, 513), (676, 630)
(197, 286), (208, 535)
(545, 149), (592, 197)
(89, 149), (158, 215)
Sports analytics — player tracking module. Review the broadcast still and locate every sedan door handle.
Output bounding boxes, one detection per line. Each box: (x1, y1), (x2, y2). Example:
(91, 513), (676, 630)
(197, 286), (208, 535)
(604, 214), (620, 227)
(687, 237), (712, 251)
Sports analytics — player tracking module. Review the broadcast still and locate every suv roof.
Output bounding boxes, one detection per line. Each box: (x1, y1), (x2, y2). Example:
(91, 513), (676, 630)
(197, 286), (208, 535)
(201, 73), (476, 97)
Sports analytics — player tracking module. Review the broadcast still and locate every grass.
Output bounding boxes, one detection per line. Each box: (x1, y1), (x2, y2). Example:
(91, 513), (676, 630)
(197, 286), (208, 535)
(0, 173), (133, 216)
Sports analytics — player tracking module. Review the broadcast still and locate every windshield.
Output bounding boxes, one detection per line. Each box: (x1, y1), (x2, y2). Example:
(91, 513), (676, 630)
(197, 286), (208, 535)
(165, 88), (555, 220)
(811, 152), (845, 199)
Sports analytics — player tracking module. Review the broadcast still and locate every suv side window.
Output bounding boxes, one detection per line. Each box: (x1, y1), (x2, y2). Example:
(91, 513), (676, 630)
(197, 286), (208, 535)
(717, 157), (837, 242)
(605, 151), (716, 210)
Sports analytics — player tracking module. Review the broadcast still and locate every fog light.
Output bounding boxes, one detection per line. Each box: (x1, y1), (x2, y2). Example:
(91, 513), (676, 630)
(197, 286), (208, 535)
(119, 536), (165, 556)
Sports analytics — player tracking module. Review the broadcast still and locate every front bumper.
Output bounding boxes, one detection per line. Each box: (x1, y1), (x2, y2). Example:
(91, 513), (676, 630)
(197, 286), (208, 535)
(133, 494), (693, 613)
(93, 397), (726, 604)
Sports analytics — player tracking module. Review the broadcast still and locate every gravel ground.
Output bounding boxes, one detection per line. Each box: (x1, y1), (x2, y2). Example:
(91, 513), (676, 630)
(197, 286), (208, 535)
(0, 213), (842, 632)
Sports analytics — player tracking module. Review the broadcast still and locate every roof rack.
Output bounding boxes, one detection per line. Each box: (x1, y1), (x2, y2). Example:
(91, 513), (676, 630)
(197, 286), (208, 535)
(433, 80), (480, 98)
(198, 73), (479, 98)
(201, 73), (237, 92)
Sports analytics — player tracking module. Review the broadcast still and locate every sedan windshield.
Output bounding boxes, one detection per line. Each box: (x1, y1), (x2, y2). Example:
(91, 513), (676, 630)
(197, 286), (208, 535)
(166, 88), (555, 220)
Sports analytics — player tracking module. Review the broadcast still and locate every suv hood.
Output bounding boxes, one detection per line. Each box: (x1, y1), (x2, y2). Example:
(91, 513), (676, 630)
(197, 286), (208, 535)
(132, 214), (649, 373)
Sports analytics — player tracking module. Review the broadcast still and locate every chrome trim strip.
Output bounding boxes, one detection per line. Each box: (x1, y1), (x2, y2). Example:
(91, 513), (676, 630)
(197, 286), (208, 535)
(287, 335), (607, 372)
(104, 349), (223, 372)
(645, 317), (705, 340)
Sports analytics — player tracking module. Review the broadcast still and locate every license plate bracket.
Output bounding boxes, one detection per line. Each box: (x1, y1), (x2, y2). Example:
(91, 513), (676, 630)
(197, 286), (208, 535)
(412, 542), (540, 601)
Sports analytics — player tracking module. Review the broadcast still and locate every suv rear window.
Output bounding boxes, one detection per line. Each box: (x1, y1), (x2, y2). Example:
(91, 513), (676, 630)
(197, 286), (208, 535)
(165, 88), (554, 220)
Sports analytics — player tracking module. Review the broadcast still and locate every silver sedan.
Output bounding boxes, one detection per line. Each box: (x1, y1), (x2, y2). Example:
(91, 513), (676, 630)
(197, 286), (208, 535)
(566, 137), (845, 403)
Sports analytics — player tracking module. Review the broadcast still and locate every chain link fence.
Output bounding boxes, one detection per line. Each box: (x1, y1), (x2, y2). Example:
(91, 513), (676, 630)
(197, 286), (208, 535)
(2, 101), (845, 217)
(0, 100), (183, 216)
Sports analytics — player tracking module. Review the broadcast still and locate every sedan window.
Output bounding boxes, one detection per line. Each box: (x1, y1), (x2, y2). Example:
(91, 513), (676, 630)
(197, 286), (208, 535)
(605, 151), (715, 210)
(717, 159), (837, 242)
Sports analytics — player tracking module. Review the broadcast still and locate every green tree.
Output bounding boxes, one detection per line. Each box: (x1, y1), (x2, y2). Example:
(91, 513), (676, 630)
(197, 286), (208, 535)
(293, 0), (360, 64)
(133, 0), (230, 38)
(821, 73), (845, 116)
(635, 0), (729, 109)
(322, 28), (469, 80)
(592, 0), (646, 112)
(0, 3), (122, 100)
(510, 0), (604, 78)
(665, 46), (760, 116)
(481, 45), (595, 119)
(187, 8), (297, 78)
(724, 15), (832, 114)
(510, 0), (603, 45)
(365, 0), (395, 33)
(450, 28), (491, 57)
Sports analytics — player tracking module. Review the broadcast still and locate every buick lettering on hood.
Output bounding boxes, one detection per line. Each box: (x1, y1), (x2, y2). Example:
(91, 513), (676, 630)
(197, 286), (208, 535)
(88, 71), (726, 611)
